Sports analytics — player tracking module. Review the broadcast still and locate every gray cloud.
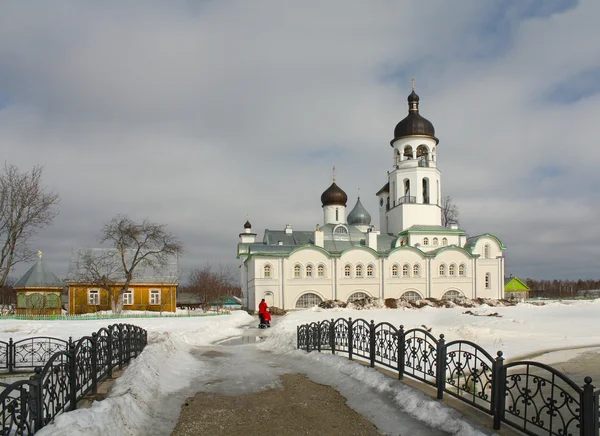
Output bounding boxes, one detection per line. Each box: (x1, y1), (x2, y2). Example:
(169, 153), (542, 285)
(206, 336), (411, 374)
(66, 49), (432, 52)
(1, 0), (599, 282)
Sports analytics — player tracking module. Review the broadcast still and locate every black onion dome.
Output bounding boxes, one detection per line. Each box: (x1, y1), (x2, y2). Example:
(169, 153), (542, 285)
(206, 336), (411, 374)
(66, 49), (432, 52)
(321, 182), (347, 207)
(347, 197), (371, 226)
(244, 220), (252, 229)
(391, 89), (438, 145)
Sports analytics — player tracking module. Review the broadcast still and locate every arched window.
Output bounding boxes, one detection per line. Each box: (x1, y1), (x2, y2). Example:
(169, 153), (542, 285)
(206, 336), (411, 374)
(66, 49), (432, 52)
(295, 293), (323, 309)
(344, 264), (351, 277)
(294, 264), (301, 278)
(348, 292), (369, 303)
(442, 290), (465, 302)
(442, 238), (448, 246)
(356, 265), (363, 277)
(439, 264), (446, 276)
(402, 264), (410, 277)
(400, 291), (422, 302)
(484, 244), (491, 259)
(449, 264), (456, 276)
(264, 265), (271, 278)
(422, 178), (429, 203)
(317, 264), (325, 278)
(433, 237), (439, 246)
(306, 265), (313, 277)
(404, 179), (410, 197)
(404, 145), (413, 160)
(413, 264), (420, 277)
(485, 273), (491, 289)
(459, 264), (465, 277)
(367, 265), (374, 277)
(392, 264), (399, 277)
(423, 237), (429, 246)
(334, 226), (348, 234)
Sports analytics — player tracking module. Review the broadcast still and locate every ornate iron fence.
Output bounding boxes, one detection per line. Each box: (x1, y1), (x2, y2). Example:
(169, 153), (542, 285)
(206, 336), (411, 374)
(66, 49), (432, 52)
(0, 323), (147, 435)
(298, 317), (600, 436)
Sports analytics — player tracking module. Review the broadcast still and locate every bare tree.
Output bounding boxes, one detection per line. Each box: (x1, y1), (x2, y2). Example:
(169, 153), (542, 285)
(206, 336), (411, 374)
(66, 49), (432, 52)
(0, 164), (60, 287)
(72, 215), (183, 314)
(188, 263), (239, 311)
(441, 195), (460, 227)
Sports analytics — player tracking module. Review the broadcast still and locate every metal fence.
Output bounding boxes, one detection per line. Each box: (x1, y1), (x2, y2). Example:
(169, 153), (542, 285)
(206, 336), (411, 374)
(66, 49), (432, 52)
(298, 318), (600, 436)
(0, 324), (148, 435)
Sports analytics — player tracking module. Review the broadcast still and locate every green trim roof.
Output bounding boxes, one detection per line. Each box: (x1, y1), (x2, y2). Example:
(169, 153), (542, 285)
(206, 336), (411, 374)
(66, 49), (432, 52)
(464, 234), (507, 251)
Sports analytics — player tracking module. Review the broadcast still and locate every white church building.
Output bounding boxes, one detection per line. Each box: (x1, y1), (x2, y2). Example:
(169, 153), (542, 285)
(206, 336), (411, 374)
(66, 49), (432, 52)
(238, 87), (505, 311)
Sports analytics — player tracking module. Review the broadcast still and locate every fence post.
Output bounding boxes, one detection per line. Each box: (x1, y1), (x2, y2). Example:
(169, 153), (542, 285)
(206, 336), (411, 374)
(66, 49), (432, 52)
(296, 325), (300, 349)
(348, 318), (354, 361)
(8, 338), (13, 373)
(398, 325), (405, 380)
(330, 319), (335, 355)
(91, 333), (98, 395)
(369, 320), (376, 368)
(107, 325), (113, 379)
(580, 377), (595, 436)
(436, 334), (446, 400)
(118, 324), (124, 370)
(317, 322), (322, 353)
(69, 339), (77, 411)
(492, 351), (505, 430)
(30, 367), (44, 432)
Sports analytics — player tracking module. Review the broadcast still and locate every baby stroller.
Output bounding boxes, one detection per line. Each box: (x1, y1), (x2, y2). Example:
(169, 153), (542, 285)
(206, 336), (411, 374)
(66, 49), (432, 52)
(259, 308), (271, 329)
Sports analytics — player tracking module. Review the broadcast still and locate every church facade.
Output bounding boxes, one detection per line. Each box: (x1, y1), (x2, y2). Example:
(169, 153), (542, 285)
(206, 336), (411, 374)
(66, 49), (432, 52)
(238, 88), (505, 311)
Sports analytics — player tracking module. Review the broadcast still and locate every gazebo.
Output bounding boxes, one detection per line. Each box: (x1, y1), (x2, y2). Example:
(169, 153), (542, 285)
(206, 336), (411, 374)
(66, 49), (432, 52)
(14, 251), (64, 316)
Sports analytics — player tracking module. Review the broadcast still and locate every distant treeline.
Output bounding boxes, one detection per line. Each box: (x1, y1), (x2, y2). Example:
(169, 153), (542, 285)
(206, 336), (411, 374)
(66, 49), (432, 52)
(524, 278), (600, 298)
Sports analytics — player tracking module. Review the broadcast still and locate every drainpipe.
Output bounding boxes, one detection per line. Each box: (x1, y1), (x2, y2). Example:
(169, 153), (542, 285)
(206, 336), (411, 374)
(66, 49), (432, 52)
(473, 258), (477, 298)
(333, 258), (337, 300)
(280, 258), (285, 310)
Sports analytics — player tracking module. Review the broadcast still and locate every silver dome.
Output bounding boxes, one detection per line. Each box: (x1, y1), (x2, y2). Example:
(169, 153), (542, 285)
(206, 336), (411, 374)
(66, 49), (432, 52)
(347, 197), (371, 226)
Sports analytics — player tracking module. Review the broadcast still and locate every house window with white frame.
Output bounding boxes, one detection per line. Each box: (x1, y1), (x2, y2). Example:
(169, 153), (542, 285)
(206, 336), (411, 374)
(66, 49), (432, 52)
(356, 265), (363, 277)
(88, 289), (100, 305)
(123, 289), (134, 306)
(413, 264), (420, 277)
(367, 265), (374, 277)
(306, 265), (313, 277)
(392, 264), (398, 277)
(294, 264), (301, 278)
(317, 264), (325, 277)
(344, 264), (351, 277)
(150, 289), (161, 305)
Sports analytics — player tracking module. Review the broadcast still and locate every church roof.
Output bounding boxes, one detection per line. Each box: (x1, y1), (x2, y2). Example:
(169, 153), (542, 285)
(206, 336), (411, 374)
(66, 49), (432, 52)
(464, 234), (507, 251)
(321, 182), (348, 207)
(391, 89), (438, 146)
(14, 254), (64, 289)
(347, 198), (372, 226)
(399, 225), (465, 234)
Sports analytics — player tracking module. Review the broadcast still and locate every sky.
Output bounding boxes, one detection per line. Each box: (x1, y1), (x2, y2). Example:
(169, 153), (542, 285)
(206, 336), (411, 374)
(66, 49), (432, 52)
(5, 301), (600, 435)
(1, 0), (600, 282)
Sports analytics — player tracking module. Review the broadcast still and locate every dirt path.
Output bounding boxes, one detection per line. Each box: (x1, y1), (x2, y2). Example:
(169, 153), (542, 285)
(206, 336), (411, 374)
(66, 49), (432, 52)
(171, 373), (383, 436)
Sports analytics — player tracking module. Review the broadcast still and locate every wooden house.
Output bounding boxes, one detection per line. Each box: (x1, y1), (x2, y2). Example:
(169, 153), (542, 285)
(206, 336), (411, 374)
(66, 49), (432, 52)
(504, 276), (530, 300)
(66, 248), (179, 314)
(14, 251), (64, 316)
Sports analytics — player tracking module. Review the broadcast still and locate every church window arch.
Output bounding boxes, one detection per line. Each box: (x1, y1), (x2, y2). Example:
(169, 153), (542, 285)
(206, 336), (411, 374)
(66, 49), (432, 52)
(439, 264), (446, 276)
(404, 179), (410, 198)
(334, 225), (348, 235)
(442, 238), (448, 246)
(305, 264), (313, 277)
(402, 264), (410, 277)
(295, 293), (323, 309)
(413, 264), (420, 277)
(264, 264), (271, 278)
(459, 264), (466, 277)
(344, 264), (352, 277)
(356, 264), (363, 277)
(423, 237), (429, 246)
(433, 237), (439, 246)
(293, 264), (301, 278)
(403, 145), (413, 160)
(484, 244), (491, 259)
(348, 292), (369, 304)
(392, 264), (399, 277)
(367, 264), (374, 277)
(485, 273), (491, 289)
(317, 264), (325, 278)
(400, 291), (422, 302)
(449, 264), (456, 276)
(422, 177), (430, 203)
(442, 290), (465, 302)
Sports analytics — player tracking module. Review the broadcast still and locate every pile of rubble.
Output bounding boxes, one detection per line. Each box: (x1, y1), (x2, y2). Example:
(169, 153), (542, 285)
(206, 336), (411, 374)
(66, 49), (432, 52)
(317, 297), (526, 311)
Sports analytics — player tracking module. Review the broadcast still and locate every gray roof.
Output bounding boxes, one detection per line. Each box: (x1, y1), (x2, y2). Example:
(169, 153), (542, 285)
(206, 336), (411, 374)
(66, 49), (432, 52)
(14, 255), (64, 289)
(67, 248), (179, 284)
(347, 197), (372, 226)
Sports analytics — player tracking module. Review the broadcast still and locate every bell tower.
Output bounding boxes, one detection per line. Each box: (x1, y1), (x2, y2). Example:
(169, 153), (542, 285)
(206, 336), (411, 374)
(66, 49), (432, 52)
(377, 82), (442, 234)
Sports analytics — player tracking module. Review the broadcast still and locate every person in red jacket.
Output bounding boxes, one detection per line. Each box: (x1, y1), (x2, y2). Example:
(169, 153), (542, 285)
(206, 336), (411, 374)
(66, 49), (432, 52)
(258, 298), (268, 326)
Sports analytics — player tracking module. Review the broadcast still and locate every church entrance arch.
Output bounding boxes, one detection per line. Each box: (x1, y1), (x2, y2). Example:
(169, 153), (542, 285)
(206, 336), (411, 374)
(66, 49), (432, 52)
(441, 289), (465, 303)
(263, 291), (274, 307)
(347, 291), (370, 304)
(295, 292), (323, 309)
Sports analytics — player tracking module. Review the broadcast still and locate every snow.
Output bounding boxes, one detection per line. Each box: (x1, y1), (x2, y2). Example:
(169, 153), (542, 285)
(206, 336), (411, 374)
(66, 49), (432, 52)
(2, 300), (600, 435)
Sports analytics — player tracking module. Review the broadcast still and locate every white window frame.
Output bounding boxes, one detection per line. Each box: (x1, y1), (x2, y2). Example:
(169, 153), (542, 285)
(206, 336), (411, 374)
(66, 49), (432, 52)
(367, 265), (374, 277)
(355, 265), (363, 278)
(433, 237), (439, 246)
(413, 264), (420, 277)
(459, 264), (465, 277)
(306, 265), (313, 277)
(264, 265), (271, 278)
(442, 238), (448, 246)
(423, 237), (429, 246)
(449, 264), (456, 276)
(344, 264), (351, 277)
(123, 289), (134, 306)
(294, 264), (301, 278)
(88, 289), (100, 305)
(439, 264), (446, 276)
(149, 289), (161, 305)
(402, 264), (410, 277)
(317, 264), (325, 278)
(392, 264), (398, 277)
